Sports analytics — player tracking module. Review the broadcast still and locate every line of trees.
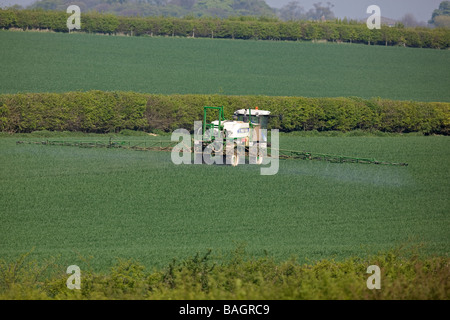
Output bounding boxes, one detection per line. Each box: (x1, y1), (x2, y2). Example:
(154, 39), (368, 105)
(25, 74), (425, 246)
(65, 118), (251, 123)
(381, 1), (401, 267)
(429, 1), (450, 28)
(26, 0), (276, 19)
(25, 0), (335, 21)
(1, 9), (449, 48)
(1, 91), (448, 134)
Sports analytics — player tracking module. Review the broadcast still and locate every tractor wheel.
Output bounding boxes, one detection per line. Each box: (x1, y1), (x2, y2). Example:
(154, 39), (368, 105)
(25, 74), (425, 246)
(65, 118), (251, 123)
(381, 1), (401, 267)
(255, 154), (263, 165)
(211, 141), (223, 153)
(230, 153), (239, 167)
(226, 147), (239, 167)
(250, 144), (264, 165)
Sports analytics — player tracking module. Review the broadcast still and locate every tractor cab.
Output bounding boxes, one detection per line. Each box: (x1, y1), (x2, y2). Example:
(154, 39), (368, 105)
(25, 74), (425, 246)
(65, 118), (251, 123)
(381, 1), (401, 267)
(233, 108), (271, 130)
(232, 108), (271, 144)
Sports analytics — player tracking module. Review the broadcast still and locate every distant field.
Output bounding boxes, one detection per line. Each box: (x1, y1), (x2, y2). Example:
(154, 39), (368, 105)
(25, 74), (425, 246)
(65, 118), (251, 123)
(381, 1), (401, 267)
(0, 133), (448, 272)
(1, 30), (449, 101)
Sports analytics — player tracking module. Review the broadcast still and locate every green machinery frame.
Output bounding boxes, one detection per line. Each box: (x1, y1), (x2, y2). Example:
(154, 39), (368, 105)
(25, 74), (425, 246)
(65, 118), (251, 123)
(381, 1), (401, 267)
(202, 106), (225, 141)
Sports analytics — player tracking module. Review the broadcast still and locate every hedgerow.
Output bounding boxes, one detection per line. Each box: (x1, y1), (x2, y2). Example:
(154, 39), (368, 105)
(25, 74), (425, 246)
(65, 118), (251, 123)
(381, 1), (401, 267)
(0, 91), (448, 134)
(1, 9), (450, 49)
(0, 245), (448, 299)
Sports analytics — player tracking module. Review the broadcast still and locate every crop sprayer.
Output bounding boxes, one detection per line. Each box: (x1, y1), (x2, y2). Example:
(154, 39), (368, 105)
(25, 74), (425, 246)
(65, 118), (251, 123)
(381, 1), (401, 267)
(16, 106), (408, 167)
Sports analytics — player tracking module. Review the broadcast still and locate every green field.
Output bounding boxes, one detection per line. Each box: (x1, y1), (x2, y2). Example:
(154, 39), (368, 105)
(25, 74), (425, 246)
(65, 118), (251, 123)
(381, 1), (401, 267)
(1, 133), (448, 272)
(1, 30), (449, 101)
(0, 30), (449, 298)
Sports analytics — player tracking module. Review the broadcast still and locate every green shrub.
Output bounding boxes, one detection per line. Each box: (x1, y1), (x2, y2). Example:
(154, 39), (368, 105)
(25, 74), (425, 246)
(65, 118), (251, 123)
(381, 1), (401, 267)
(0, 91), (448, 134)
(0, 246), (448, 299)
(1, 9), (450, 49)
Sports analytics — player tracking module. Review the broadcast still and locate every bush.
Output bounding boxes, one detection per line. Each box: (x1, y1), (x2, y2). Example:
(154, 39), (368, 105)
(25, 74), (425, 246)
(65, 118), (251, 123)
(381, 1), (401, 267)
(1, 9), (450, 49)
(0, 91), (448, 134)
(0, 245), (449, 299)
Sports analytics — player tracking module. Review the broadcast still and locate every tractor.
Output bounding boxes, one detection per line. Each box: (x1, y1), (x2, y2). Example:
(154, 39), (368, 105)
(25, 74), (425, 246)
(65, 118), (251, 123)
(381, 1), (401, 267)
(194, 106), (271, 166)
(16, 105), (408, 167)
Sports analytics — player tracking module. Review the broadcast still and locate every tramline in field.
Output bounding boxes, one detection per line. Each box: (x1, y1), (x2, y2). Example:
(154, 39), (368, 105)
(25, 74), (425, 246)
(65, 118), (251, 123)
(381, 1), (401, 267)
(16, 106), (408, 167)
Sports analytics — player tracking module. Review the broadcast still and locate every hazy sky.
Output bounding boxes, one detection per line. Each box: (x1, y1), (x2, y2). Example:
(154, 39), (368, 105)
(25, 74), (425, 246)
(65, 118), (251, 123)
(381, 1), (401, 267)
(0, 0), (443, 23)
(266, 0), (441, 22)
